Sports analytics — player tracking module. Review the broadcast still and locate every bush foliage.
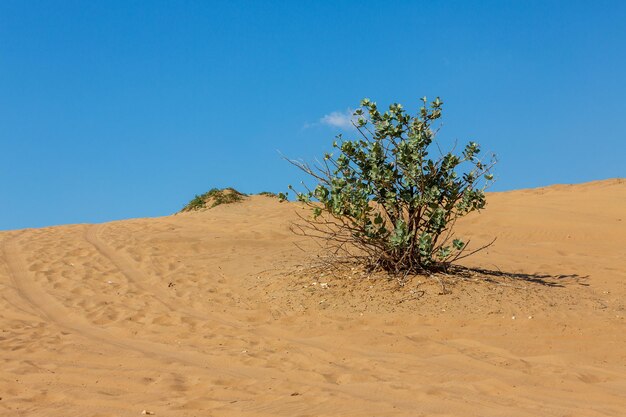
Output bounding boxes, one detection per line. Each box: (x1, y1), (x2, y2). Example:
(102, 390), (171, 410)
(284, 97), (496, 273)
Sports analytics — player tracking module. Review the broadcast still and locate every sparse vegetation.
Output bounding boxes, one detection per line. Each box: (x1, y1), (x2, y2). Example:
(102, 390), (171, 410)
(284, 97), (496, 274)
(258, 191), (278, 198)
(183, 194), (207, 212)
(181, 188), (246, 212)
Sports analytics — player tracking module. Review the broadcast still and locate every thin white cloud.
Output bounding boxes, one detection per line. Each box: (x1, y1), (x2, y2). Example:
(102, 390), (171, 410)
(320, 109), (356, 129)
(302, 108), (362, 131)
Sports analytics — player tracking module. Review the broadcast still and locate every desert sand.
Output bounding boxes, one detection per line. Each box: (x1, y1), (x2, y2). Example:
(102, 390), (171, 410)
(1, 179), (625, 416)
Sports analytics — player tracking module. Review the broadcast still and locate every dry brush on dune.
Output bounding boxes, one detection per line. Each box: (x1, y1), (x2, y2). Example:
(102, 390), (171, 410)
(180, 188), (247, 212)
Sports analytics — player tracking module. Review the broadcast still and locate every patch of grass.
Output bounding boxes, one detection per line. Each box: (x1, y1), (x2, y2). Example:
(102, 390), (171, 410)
(183, 194), (208, 211)
(181, 188), (246, 212)
(258, 191), (278, 198)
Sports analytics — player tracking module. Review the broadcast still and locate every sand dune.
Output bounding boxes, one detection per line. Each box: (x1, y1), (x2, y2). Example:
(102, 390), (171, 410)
(1, 179), (625, 416)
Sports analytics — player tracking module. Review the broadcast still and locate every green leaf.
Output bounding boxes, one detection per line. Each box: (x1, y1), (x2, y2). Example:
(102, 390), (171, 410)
(438, 246), (451, 260)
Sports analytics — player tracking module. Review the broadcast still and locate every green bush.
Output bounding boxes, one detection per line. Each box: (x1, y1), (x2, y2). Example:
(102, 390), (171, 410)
(284, 97), (496, 273)
(181, 188), (246, 212)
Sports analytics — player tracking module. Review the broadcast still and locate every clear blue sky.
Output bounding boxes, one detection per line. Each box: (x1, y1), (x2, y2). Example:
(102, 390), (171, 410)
(1, 1), (625, 230)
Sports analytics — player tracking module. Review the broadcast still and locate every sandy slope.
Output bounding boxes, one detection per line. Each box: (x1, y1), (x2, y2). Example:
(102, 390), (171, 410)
(1, 179), (625, 416)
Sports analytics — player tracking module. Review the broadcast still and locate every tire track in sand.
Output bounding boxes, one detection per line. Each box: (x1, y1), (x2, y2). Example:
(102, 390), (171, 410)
(1, 231), (398, 409)
(84, 224), (239, 328)
(83, 225), (410, 361)
(0, 231), (259, 378)
(85, 224), (181, 313)
(84, 225), (367, 350)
